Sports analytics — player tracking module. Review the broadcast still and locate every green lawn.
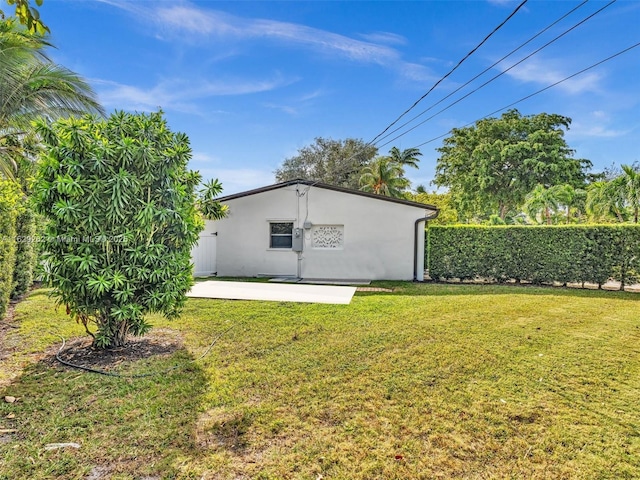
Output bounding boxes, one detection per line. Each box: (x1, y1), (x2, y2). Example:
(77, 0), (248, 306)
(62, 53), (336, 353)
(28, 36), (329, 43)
(1, 284), (639, 479)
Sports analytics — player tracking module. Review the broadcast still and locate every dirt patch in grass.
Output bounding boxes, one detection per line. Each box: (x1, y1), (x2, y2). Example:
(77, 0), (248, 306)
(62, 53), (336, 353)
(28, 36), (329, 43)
(43, 328), (184, 372)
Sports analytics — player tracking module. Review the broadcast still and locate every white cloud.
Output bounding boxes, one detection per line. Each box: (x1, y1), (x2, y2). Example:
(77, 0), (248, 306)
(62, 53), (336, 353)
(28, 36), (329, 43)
(568, 122), (632, 139)
(591, 110), (610, 120)
(298, 89), (326, 102)
(399, 63), (439, 83)
(262, 89), (327, 116)
(358, 31), (407, 46)
(500, 57), (602, 94)
(94, 75), (296, 113)
(102, 0), (435, 82)
(263, 102), (299, 116)
(155, 5), (399, 64)
(191, 152), (223, 165)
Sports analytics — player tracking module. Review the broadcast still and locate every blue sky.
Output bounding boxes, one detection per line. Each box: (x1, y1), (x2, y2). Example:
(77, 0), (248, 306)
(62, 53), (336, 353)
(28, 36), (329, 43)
(42, 0), (639, 194)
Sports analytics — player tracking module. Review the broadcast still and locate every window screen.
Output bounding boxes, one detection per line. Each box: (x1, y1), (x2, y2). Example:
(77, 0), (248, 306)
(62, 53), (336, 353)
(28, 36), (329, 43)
(270, 222), (293, 248)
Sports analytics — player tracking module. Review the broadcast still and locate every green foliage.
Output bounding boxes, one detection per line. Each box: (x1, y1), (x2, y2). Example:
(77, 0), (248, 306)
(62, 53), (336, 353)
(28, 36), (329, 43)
(0, 179), (21, 318)
(359, 157), (409, 198)
(428, 225), (640, 289)
(407, 190), (458, 224)
(11, 205), (36, 298)
(385, 146), (422, 170)
(275, 137), (378, 189)
(434, 109), (592, 221)
(523, 184), (586, 225)
(197, 178), (228, 220)
(33, 111), (204, 348)
(359, 146), (421, 198)
(7, 136), (42, 299)
(0, 17), (103, 178)
(586, 164), (640, 224)
(0, 0), (48, 34)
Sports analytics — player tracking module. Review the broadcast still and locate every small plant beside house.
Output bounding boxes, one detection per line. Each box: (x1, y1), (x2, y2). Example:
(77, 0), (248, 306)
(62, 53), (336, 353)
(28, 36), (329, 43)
(33, 111), (204, 348)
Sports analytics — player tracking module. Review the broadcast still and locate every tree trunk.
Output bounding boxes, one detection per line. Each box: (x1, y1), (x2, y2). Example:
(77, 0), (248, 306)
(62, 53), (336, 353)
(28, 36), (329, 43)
(95, 315), (129, 349)
(499, 204), (508, 220)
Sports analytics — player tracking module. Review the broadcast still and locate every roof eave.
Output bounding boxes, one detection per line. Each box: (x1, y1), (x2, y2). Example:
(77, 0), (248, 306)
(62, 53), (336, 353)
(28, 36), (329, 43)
(214, 179), (439, 211)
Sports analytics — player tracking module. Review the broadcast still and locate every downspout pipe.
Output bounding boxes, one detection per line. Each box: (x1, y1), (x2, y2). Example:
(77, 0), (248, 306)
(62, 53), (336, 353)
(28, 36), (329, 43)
(414, 210), (439, 281)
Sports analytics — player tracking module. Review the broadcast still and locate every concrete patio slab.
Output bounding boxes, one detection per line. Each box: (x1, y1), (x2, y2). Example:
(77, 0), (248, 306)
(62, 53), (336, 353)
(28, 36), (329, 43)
(187, 280), (356, 304)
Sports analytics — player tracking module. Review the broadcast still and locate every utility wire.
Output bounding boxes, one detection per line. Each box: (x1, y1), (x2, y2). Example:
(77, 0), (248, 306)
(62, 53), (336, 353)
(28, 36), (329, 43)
(377, 0), (616, 149)
(283, 2), (622, 191)
(411, 40), (640, 149)
(368, 0), (529, 146)
(374, 0), (591, 146)
(316, 0), (571, 182)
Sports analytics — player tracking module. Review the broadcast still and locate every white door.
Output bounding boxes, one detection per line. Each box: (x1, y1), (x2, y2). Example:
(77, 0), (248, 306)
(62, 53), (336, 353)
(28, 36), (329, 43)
(192, 233), (217, 277)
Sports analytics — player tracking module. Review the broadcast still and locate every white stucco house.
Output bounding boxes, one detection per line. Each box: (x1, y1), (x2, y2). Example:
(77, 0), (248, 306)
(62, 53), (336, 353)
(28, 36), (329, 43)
(191, 179), (438, 281)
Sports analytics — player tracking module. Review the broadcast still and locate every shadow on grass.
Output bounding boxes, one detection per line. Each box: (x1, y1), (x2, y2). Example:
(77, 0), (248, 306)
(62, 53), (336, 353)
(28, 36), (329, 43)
(365, 280), (640, 302)
(0, 344), (209, 480)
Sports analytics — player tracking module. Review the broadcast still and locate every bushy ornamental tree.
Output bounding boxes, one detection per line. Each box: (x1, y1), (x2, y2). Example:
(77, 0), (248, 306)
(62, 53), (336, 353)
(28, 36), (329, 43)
(34, 111), (204, 348)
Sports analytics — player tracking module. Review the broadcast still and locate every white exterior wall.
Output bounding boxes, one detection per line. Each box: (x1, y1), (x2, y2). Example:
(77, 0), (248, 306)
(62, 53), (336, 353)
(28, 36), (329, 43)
(206, 183), (433, 280)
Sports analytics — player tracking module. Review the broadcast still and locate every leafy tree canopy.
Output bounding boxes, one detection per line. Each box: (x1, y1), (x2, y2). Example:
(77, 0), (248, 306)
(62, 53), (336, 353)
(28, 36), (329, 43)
(275, 137), (378, 189)
(34, 111), (204, 349)
(433, 109), (592, 221)
(1, 0), (48, 34)
(408, 189), (458, 225)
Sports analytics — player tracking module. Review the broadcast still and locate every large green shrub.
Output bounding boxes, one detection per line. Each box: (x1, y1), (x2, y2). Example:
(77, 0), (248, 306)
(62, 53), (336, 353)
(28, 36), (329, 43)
(427, 225), (640, 289)
(34, 111), (204, 348)
(0, 179), (21, 318)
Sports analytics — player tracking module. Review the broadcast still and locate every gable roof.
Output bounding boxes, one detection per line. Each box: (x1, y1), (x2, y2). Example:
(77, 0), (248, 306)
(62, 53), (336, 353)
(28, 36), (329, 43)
(215, 179), (438, 211)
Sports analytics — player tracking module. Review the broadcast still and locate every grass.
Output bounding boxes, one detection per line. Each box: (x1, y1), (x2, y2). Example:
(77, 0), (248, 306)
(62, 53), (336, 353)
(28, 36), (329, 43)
(1, 283), (640, 479)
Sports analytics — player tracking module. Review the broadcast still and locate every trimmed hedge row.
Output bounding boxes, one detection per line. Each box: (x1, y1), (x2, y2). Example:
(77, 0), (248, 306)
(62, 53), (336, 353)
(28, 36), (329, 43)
(0, 180), (22, 319)
(427, 225), (640, 288)
(11, 207), (37, 299)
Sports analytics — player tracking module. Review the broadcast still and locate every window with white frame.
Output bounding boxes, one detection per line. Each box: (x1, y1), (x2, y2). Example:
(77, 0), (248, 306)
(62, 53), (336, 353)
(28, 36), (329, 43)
(269, 222), (293, 248)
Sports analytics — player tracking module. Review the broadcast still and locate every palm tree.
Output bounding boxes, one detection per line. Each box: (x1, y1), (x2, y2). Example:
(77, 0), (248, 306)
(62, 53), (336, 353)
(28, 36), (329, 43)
(0, 18), (103, 178)
(552, 184), (586, 224)
(387, 146), (422, 169)
(523, 184), (562, 225)
(620, 164), (640, 223)
(359, 158), (409, 198)
(585, 180), (627, 223)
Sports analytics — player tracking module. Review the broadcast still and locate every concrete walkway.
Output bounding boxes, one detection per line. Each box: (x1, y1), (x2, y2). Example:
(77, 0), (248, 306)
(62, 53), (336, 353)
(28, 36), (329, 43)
(187, 280), (357, 304)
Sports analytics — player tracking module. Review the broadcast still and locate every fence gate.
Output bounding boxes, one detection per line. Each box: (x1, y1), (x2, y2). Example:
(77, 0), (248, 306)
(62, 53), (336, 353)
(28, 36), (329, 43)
(191, 232), (217, 277)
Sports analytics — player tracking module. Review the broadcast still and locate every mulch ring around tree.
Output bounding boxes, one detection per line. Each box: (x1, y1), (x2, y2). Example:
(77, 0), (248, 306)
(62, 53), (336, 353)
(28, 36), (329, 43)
(45, 328), (185, 373)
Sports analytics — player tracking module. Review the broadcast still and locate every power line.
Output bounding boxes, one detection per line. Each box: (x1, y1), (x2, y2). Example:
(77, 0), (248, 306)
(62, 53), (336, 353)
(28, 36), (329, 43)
(377, 0), (617, 149)
(367, 0), (529, 146)
(373, 0), (591, 146)
(411, 40), (640, 149)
